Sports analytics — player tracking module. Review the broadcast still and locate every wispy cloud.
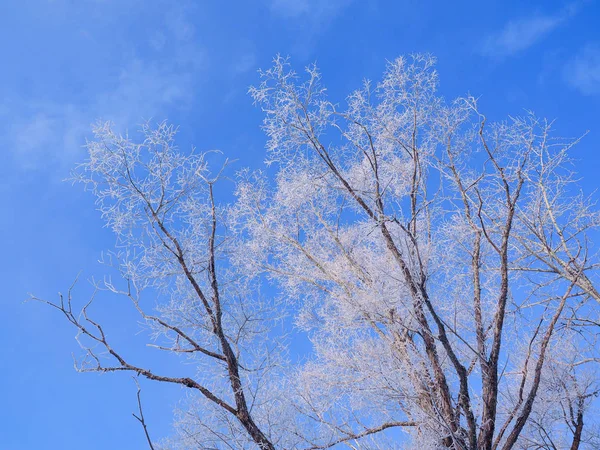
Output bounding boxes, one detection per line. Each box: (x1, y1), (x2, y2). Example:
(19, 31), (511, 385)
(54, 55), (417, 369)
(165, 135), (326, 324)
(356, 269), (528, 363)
(270, 0), (313, 18)
(481, 4), (579, 59)
(269, 0), (353, 24)
(3, 57), (195, 172)
(10, 112), (61, 171)
(268, 0), (354, 58)
(2, 0), (204, 172)
(233, 53), (258, 75)
(564, 43), (600, 95)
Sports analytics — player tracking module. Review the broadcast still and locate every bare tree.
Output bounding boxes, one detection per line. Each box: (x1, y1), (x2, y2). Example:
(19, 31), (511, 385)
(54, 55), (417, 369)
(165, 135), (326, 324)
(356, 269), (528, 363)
(36, 122), (281, 449)
(40, 55), (600, 449)
(514, 333), (600, 450)
(239, 54), (600, 449)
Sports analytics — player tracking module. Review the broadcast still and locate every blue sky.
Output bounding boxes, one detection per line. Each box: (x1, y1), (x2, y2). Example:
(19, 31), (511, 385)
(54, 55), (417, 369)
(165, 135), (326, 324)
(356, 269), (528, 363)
(1, 0), (599, 448)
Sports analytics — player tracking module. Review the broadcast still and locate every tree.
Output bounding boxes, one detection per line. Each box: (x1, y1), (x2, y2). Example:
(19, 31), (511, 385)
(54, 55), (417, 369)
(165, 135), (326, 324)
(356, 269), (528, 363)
(518, 343), (600, 450)
(39, 55), (600, 449)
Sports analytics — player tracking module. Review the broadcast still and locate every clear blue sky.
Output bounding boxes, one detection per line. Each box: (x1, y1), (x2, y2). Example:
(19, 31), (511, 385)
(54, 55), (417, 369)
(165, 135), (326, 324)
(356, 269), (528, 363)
(1, 0), (599, 448)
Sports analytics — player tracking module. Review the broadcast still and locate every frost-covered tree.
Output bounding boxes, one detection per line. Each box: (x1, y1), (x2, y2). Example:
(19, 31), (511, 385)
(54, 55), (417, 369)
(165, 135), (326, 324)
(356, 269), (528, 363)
(40, 55), (600, 450)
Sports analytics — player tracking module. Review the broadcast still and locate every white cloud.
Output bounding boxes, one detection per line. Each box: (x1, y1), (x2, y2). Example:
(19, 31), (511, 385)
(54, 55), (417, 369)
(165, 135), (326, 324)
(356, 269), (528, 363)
(233, 53), (258, 75)
(3, 0), (204, 172)
(3, 57), (197, 172)
(270, 0), (311, 18)
(269, 0), (352, 22)
(564, 44), (600, 95)
(11, 113), (58, 169)
(481, 4), (578, 58)
(3, 104), (82, 171)
(97, 59), (193, 124)
(165, 2), (196, 42)
(267, 0), (354, 59)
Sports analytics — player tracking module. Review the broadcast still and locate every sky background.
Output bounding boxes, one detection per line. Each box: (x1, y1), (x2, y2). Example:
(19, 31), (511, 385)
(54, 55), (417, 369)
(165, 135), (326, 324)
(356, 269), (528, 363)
(1, 0), (599, 448)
